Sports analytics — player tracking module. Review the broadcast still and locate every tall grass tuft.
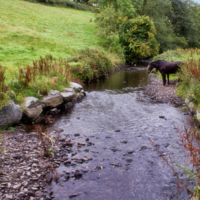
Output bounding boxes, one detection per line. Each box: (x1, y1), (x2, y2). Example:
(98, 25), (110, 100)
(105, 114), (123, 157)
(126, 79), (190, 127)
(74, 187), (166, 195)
(177, 57), (200, 105)
(0, 55), (71, 108)
(0, 65), (10, 109)
(0, 65), (7, 93)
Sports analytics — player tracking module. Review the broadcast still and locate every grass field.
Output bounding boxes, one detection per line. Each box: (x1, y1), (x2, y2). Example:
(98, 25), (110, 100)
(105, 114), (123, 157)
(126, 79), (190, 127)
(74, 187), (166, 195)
(0, 0), (109, 72)
(0, 0), (122, 107)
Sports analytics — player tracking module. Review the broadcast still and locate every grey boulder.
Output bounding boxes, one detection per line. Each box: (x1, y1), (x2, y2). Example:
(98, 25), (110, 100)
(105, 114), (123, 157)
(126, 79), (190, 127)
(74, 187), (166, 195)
(0, 100), (22, 129)
(21, 97), (43, 121)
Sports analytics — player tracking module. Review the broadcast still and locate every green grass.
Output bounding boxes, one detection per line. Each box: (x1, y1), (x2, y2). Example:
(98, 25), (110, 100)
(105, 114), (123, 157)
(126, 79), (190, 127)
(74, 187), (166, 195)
(0, 0), (123, 109)
(152, 49), (200, 63)
(0, 0), (109, 74)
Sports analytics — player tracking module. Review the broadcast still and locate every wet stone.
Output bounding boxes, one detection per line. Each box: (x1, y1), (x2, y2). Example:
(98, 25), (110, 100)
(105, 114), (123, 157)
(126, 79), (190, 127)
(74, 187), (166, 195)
(64, 161), (71, 165)
(128, 150), (135, 154)
(110, 148), (121, 152)
(120, 140), (127, 144)
(31, 187), (38, 191)
(62, 156), (68, 160)
(87, 142), (94, 146)
(46, 173), (53, 183)
(73, 172), (83, 179)
(17, 192), (27, 198)
(12, 173), (20, 178)
(6, 194), (13, 199)
(69, 194), (79, 198)
(13, 154), (22, 159)
(13, 183), (21, 190)
(159, 116), (165, 119)
(65, 142), (73, 147)
(140, 146), (147, 151)
(35, 191), (43, 197)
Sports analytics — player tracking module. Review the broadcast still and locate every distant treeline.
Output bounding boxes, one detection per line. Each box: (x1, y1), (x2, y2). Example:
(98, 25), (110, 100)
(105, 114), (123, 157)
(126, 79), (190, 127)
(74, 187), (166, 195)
(93, 0), (200, 62)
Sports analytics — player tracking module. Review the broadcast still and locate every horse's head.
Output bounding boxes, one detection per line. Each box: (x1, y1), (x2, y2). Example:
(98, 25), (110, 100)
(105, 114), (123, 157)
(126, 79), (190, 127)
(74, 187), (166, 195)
(147, 63), (153, 74)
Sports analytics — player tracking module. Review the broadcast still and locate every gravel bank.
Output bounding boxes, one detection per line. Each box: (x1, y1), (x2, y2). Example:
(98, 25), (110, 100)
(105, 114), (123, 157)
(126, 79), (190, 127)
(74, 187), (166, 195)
(0, 123), (93, 200)
(0, 128), (56, 200)
(145, 75), (184, 106)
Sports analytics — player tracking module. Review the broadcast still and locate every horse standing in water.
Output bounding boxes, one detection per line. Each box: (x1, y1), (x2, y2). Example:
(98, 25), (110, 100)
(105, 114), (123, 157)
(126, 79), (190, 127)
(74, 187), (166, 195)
(147, 60), (185, 86)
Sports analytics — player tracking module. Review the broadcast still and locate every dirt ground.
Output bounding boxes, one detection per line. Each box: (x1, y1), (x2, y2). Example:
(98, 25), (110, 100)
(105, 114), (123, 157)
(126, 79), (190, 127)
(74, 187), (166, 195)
(145, 75), (184, 106)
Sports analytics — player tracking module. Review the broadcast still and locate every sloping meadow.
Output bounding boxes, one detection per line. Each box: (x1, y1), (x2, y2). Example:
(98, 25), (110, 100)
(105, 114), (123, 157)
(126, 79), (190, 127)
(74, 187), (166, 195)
(0, 0), (119, 108)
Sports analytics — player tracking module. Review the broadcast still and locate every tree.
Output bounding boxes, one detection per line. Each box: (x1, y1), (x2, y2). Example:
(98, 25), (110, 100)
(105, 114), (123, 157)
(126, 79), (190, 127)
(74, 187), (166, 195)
(119, 16), (159, 63)
(170, 0), (200, 48)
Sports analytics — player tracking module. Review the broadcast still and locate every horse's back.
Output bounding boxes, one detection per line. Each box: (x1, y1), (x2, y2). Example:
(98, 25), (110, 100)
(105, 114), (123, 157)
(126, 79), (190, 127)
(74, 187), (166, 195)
(161, 61), (184, 74)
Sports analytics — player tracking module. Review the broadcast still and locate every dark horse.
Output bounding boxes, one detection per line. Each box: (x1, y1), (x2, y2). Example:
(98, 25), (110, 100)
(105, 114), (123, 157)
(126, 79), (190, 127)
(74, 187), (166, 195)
(147, 60), (185, 86)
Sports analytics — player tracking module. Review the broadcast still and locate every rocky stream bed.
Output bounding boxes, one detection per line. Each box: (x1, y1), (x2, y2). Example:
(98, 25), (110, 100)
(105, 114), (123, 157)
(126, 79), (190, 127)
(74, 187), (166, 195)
(0, 67), (195, 200)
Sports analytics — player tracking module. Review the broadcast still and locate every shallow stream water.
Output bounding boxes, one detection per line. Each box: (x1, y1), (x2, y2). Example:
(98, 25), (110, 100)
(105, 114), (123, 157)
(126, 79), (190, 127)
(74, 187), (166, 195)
(45, 66), (193, 200)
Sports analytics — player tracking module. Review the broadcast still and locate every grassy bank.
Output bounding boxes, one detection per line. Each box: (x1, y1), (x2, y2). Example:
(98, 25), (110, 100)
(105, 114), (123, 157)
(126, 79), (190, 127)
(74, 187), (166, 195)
(152, 48), (200, 108)
(0, 0), (121, 107)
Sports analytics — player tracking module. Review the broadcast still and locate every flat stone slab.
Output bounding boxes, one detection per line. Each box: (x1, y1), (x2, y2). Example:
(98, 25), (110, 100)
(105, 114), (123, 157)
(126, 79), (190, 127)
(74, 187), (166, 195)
(21, 97), (39, 108)
(64, 88), (75, 93)
(41, 94), (63, 108)
(49, 90), (60, 95)
(61, 92), (76, 102)
(69, 82), (83, 92)
(21, 97), (43, 120)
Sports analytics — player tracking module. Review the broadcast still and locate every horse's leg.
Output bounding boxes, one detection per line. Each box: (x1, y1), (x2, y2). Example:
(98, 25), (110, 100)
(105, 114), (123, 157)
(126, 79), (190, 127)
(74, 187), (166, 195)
(167, 74), (169, 85)
(162, 74), (166, 86)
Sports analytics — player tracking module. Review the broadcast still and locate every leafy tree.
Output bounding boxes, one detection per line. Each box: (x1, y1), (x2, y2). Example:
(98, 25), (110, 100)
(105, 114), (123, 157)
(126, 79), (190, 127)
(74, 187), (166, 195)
(117, 0), (136, 18)
(141, 0), (178, 52)
(170, 0), (200, 48)
(119, 16), (159, 63)
(141, 0), (199, 51)
(95, 6), (125, 59)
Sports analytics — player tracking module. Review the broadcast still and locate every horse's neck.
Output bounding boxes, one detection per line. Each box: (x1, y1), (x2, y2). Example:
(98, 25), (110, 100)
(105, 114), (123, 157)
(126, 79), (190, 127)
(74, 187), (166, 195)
(154, 65), (160, 71)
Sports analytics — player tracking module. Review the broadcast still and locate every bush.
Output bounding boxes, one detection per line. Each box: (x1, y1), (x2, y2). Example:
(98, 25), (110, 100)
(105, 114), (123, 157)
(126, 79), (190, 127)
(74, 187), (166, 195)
(0, 65), (11, 109)
(152, 50), (184, 62)
(119, 16), (159, 64)
(177, 57), (200, 106)
(68, 47), (114, 82)
(95, 6), (125, 61)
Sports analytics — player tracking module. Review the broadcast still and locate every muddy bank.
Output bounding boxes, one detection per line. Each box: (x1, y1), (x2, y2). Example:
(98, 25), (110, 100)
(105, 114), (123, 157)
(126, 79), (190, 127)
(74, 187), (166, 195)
(145, 75), (184, 106)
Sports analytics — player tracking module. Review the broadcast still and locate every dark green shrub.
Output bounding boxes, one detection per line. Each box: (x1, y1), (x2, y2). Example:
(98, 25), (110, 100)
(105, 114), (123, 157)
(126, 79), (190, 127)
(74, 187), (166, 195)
(119, 16), (159, 64)
(69, 48), (114, 82)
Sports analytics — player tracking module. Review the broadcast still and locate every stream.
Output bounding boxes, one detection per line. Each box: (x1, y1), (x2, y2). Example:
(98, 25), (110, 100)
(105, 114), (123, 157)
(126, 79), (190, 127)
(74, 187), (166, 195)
(45, 66), (193, 200)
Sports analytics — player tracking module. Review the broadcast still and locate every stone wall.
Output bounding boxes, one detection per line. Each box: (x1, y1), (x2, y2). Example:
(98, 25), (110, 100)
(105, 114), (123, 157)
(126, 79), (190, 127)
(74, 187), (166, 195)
(0, 82), (85, 129)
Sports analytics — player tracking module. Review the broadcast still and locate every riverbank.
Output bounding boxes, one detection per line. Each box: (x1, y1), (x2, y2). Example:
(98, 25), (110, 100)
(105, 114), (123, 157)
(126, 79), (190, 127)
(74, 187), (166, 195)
(0, 128), (55, 199)
(0, 67), (194, 200)
(145, 75), (184, 106)
(0, 109), (94, 200)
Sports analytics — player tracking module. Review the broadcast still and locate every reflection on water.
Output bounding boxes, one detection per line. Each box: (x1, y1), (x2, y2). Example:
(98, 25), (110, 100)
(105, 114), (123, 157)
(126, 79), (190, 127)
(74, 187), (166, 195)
(85, 67), (149, 92)
(44, 67), (193, 200)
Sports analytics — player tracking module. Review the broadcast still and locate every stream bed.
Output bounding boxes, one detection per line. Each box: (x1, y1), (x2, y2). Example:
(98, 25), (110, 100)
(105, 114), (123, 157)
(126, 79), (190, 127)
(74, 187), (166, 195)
(45, 66), (193, 200)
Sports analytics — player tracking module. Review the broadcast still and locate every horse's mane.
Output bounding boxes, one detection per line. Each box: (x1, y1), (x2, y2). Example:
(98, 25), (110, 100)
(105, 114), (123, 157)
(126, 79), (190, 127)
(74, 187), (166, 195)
(150, 60), (167, 67)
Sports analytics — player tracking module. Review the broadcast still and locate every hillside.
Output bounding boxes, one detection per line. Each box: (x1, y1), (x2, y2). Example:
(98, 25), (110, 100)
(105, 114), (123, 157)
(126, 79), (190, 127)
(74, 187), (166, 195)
(0, 0), (109, 70)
